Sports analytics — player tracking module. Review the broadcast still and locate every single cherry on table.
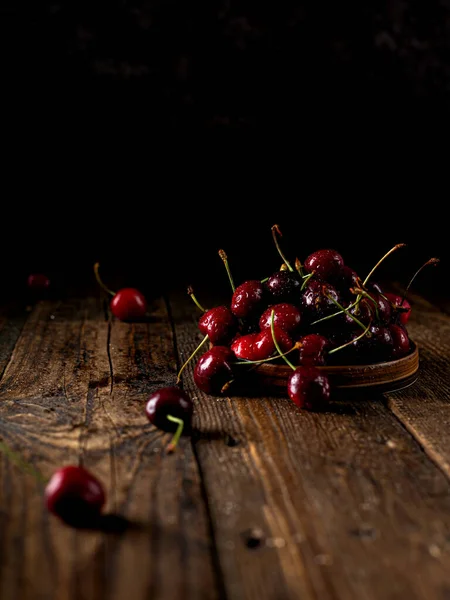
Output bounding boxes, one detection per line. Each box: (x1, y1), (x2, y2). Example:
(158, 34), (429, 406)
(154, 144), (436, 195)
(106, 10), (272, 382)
(146, 386), (194, 453)
(94, 263), (147, 321)
(45, 465), (106, 528)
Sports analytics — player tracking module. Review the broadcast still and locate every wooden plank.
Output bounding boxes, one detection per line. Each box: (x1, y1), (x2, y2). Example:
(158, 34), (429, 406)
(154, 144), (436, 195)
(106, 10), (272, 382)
(172, 290), (450, 600)
(0, 303), (28, 377)
(0, 297), (218, 600)
(383, 288), (450, 479)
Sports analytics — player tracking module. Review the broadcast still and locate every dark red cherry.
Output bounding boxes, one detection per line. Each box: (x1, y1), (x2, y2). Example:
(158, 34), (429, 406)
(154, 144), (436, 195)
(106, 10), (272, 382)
(304, 249), (344, 282)
(344, 297), (374, 328)
(287, 366), (331, 411)
(265, 271), (301, 304)
(298, 334), (330, 366)
(45, 465), (106, 527)
(27, 273), (50, 291)
(198, 306), (238, 345)
(364, 291), (392, 324)
(231, 280), (266, 319)
(385, 292), (412, 325)
(351, 324), (394, 363)
(389, 323), (411, 359)
(110, 288), (147, 321)
(231, 327), (293, 361)
(301, 280), (341, 322)
(193, 347), (235, 394)
(146, 386), (193, 450)
(259, 303), (302, 335)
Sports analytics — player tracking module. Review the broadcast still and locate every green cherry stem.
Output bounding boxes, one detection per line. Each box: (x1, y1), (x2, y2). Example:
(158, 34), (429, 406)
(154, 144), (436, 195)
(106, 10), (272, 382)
(301, 271), (315, 290)
(0, 439), (47, 485)
(362, 243), (407, 288)
(401, 257), (440, 306)
(165, 415), (185, 454)
(93, 262), (116, 297)
(353, 288), (380, 321)
(324, 293), (367, 331)
(328, 321), (372, 355)
(187, 286), (207, 312)
(271, 224), (294, 272)
(176, 334), (209, 383)
(270, 310), (296, 370)
(218, 250), (236, 293)
(233, 342), (302, 365)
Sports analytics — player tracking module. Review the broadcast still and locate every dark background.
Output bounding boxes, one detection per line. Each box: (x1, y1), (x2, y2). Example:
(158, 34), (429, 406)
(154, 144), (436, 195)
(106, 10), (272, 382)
(2, 0), (449, 301)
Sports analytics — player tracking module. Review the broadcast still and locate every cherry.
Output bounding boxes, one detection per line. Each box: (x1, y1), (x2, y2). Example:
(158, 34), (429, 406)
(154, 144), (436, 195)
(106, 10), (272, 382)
(231, 280), (266, 319)
(146, 386), (194, 452)
(350, 324), (394, 363)
(287, 366), (331, 411)
(199, 306), (238, 345)
(94, 263), (147, 322)
(258, 303), (302, 335)
(385, 292), (412, 325)
(304, 249), (345, 282)
(297, 334), (330, 366)
(45, 465), (106, 527)
(27, 273), (50, 291)
(193, 346), (235, 395)
(389, 323), (411, 359)
(335, 266), (360, 300)
(231, 327), (293, 361)
(301, 280), (341, 322)
(265, 270), (301, 304)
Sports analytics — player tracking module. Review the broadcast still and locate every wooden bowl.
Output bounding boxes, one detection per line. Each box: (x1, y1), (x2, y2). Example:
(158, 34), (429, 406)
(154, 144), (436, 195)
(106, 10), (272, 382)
(249, 341), (419, 394)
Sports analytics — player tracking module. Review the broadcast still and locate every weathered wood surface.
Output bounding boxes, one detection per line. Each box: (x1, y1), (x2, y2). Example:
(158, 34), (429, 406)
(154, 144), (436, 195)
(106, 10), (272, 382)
(0, 297), (218, 600)
(1, 286), (450, 600)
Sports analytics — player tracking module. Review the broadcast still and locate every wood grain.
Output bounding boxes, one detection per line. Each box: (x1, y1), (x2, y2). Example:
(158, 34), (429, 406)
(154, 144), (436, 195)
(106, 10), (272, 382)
(384, 289), (450, 479)
(0, 297), (218, 600)
(172, 290), (450, 600)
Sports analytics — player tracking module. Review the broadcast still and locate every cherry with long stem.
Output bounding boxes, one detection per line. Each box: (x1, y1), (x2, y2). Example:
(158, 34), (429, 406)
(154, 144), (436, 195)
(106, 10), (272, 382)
(271, 224), (294, 272)
(324, 292), (368, 331)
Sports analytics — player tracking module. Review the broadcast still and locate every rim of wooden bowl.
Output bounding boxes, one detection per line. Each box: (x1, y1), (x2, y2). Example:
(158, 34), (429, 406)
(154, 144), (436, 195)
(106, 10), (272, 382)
(249, 341), (419, 391)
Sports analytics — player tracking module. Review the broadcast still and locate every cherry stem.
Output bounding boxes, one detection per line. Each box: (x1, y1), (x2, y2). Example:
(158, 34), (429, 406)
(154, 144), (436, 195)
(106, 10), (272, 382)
(176, 334), (209, 383)
(271, 224), (293, 272)
(234, 342), (302, 365)
(295, 257), (304, 277)
(354, 288), (380, 321)
(309, 298), (359, 327)
(165, 415), (184, 453)
(325, 292), (367, 331)
(301, 272), (314, 290)
(401, 257), (440, 305)
(187, 286), (207, 312)
(218, 250), (236, 292)
(328, 321), (372, 354)
(270, 310), (296, 370)
(93, 263), (116, 297)
(0, 439), (47, 485)
(362, 243), (407, 287)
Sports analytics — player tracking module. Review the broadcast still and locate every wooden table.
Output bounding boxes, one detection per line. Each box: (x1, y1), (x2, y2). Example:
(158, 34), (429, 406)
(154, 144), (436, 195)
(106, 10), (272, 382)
(1, 285), (450, 600)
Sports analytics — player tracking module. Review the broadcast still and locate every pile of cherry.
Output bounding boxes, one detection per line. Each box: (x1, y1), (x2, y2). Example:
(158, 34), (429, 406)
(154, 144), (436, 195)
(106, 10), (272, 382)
(18, 228), (438, 530)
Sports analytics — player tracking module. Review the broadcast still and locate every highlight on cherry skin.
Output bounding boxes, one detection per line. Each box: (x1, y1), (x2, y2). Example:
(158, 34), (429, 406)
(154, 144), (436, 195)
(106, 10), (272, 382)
(94, 262), (148, 321)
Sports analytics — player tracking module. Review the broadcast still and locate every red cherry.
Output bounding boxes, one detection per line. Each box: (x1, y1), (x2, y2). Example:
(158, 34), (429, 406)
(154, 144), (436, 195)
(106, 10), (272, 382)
(265, 270), (301, 304)
(193, 347), (235, 394)
(110, 288), (147, 321)
(259, 303), (302, 335)
(287, 366), (331, 411)
(231, 327), (293, 361)
(198, 306), (238, 345)
(302, 279), (341, 322)
(146, 386), (193, 452)
(231, 280), (266, 319)
(304, 249), (344, 282)
(45, 465), (105, 527)
(297, 334), (329, 366)
(27, 273), (50, 291)
(385, 292), (412, 325)
(389, 323), (411, 359)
